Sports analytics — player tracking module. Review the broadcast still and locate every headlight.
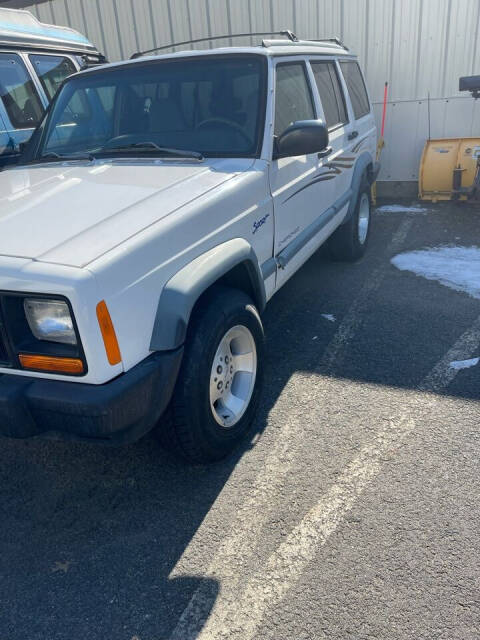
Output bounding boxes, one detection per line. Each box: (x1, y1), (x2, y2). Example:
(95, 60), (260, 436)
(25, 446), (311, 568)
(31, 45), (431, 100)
(24, 299), (77, 345)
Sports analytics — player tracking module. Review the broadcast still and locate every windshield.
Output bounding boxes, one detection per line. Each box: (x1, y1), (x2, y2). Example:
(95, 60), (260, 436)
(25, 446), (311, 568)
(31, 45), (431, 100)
(31, 55), (266, 161)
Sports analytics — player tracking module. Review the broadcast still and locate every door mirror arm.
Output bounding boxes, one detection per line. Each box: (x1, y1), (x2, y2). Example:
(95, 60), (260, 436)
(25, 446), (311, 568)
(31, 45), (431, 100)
(272, 135), (280, 161)
(317, 146), (333, 159)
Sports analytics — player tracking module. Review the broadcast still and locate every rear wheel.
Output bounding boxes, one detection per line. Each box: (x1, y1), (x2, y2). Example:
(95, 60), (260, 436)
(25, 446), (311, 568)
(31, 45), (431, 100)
(159, 286), (264, 463)
(329, 178), (371, 261)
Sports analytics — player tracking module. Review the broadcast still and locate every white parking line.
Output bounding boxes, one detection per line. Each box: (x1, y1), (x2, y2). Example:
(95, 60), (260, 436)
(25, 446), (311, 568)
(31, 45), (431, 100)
(419, 315), (480, 391)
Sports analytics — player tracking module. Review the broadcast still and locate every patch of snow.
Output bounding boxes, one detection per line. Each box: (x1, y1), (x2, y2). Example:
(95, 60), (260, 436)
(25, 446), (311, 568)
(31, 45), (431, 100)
(321, 314), (336, 323)
(376, 204), (428, 214)
(391, 246), (480, 300)
(449, 357), (479, 371)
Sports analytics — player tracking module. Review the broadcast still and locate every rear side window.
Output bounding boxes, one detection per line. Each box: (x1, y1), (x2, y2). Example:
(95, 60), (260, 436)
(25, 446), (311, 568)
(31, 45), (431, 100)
(340, 61), (370, 120)
(30, 54), (76, 101)
(0, 53), (43, 129)
(311, 61), (347, 129)
(274, 63), (315, 137)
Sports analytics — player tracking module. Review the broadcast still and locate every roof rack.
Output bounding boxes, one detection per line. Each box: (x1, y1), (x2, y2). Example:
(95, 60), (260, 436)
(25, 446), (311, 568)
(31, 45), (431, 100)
(130, 30), (348, 59)
(130, 30), (297, 59)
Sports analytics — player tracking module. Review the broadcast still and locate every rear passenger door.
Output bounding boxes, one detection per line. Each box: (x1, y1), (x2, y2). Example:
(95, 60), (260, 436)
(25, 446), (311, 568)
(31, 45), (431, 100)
(270, 60), (336, 288)
(338, 60), (376, 161)
(310, 59), (353, 205)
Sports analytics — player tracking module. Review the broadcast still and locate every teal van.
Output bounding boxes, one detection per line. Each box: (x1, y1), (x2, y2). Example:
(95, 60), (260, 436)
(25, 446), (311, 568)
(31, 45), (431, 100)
(0, 7), (104, 167)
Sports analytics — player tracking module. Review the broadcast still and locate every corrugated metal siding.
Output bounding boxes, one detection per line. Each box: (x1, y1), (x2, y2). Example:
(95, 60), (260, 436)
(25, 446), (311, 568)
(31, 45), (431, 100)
(20, 0), (480, 181)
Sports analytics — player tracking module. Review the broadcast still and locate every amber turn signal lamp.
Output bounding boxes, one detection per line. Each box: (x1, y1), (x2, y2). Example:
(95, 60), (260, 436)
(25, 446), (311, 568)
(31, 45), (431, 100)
(96, 300), (122, 365)
(19, 354), (84, 375)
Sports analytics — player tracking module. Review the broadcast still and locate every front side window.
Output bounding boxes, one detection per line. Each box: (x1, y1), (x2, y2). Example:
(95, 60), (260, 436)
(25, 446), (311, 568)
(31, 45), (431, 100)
(311, 61), (347, 129)
(274, 63), (315, 137)
(29, 54), (77, 101)
(340, 61), (370, 120)
(0, 53), (43, 129)
(34, 55), (266, 160)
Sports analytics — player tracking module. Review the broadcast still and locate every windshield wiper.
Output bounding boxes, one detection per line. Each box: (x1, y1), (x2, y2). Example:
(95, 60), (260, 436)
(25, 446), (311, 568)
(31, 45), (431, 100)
(99, 142), (204, 161)
(37, 151), (95, 163)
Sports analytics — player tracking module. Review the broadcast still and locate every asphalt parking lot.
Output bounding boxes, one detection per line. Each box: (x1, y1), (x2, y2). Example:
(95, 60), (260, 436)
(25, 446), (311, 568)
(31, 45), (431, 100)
(1, 200), (479, 640)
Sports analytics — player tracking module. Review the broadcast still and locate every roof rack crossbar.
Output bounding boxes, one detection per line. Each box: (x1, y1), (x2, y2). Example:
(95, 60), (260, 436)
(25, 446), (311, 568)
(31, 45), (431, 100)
(311, 37), (349, 50)
(130, 30), (298, 59)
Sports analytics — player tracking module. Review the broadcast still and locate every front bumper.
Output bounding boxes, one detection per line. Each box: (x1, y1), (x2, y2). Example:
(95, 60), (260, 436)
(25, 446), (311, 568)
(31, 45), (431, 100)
(0, 349), (183, 444)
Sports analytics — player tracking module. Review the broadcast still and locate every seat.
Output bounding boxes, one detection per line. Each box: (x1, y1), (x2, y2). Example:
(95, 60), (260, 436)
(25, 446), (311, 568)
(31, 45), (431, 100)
(22, 97), (41, 125)
(1, 91), (24, 127)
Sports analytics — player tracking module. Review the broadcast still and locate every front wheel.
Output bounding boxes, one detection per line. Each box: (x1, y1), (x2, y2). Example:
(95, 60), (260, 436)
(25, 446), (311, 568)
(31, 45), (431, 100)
(328, 179), (372, 261)
(158, 286), (264, 463)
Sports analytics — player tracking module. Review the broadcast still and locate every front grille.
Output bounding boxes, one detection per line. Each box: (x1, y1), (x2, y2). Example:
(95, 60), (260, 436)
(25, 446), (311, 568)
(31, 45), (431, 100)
(0, 306), (11, 366)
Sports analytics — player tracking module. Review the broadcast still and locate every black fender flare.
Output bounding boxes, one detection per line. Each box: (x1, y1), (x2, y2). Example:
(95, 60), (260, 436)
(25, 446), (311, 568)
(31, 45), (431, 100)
(150, 239), (266, 351)
(342, 151), (375, 224)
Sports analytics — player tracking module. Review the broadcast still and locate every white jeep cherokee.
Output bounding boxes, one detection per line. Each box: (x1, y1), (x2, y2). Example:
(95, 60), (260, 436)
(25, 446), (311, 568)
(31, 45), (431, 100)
(0, 33), (378, 462)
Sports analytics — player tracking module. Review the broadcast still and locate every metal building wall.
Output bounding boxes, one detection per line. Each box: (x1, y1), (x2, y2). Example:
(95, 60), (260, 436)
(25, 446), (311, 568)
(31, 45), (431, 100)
(19, 0), (480, 184)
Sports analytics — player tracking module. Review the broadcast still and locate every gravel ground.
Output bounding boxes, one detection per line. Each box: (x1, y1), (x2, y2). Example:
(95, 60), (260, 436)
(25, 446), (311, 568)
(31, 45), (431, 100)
(0, 200), (479, 640)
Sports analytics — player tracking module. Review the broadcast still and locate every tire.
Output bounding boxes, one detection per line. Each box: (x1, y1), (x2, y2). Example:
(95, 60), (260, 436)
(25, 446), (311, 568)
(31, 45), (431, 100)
(328, 177), (372, 261)
(158, 285), (265, 464)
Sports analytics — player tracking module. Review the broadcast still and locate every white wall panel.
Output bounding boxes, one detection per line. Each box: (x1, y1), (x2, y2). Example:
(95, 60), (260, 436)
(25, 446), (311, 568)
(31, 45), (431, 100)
(204, 0), (230, 48)
(130, 0), (155, 53)
(443, 0), (479, 95)
(150, 0), (174, 51)
(342, 0), (367, 69)
(78, 0), (108, 57)
(416, 0), (450, 99)
(13, 0), (480, 182)
(375, 97), (480, 181)
(294, 0), (317, 39)
(270, 0), (294, 32)
(317, 0), (342, 39)
(364, 0), (394, 100)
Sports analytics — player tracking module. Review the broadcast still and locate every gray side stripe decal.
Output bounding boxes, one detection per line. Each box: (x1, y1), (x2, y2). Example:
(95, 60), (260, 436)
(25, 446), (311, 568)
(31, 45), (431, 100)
(282, 170), (339, 203)
(277, 189), (352, 270)
(261, 257), (277, 280)
(261, 189), (352, 278)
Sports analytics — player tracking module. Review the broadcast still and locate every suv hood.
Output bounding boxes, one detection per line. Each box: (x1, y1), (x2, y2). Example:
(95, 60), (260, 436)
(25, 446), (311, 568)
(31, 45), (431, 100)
(0, 159), (251, 268)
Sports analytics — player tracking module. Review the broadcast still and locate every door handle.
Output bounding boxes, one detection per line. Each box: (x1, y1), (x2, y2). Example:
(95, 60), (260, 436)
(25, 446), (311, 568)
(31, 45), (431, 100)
(317, 146), (333, 159)
(348, 130), (359, 141)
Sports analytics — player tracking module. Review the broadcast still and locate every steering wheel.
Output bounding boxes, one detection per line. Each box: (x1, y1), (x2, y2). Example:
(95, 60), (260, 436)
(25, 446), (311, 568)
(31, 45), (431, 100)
(196, 118), (252, 145)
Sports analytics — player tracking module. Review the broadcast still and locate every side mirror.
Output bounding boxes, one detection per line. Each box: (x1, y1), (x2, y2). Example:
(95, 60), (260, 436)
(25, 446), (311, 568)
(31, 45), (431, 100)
(274, 120), (329, 159)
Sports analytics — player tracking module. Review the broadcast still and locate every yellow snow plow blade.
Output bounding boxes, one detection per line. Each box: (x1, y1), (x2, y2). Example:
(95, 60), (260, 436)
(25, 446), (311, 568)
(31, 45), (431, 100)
(419, 137), (480, 201)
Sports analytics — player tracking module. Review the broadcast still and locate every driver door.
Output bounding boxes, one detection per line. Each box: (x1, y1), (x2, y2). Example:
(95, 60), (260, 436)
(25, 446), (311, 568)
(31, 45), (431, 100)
(269, 60), (335, 289)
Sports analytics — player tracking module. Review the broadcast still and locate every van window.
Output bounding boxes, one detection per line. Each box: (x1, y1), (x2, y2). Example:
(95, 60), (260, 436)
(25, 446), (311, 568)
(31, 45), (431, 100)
(311, 61), (347, 129)
(29, 54), (76, 101)
(0, 53), (43, 129)
(339, 61), (370, 120)
(274, 63), (315, 137)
